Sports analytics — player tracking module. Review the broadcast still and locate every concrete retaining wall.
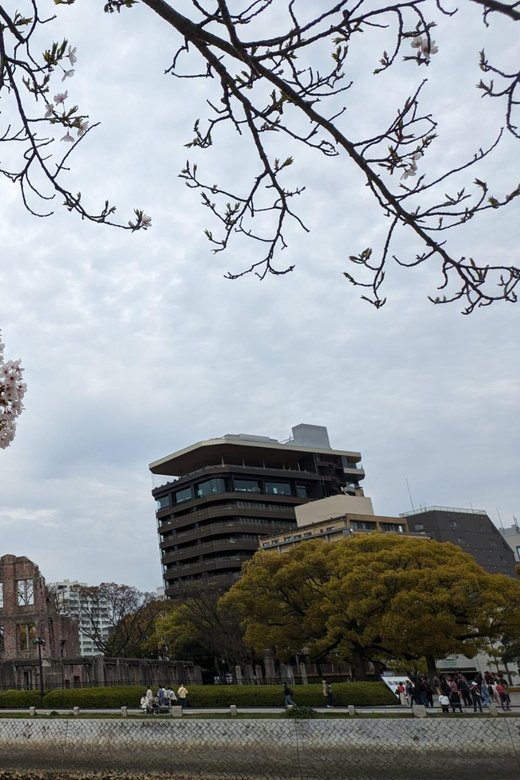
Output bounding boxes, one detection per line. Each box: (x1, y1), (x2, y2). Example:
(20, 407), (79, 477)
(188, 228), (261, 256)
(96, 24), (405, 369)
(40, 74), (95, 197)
(0, 718), (519, 778)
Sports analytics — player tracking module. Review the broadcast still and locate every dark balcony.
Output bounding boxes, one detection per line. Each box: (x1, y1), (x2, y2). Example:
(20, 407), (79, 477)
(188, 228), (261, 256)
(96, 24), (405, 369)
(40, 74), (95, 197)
(160, 516), (294, 548)
(162, 537), (262, 564)
(165, 555), (251, 579)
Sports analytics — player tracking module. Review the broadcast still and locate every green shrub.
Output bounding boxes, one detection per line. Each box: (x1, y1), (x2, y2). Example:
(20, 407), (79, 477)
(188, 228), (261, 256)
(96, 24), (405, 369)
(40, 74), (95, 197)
(24, 681), (395, 710)
(188, 682), (395, 708)
(0, 690), (41, 708)
(43, 686), (145, 709)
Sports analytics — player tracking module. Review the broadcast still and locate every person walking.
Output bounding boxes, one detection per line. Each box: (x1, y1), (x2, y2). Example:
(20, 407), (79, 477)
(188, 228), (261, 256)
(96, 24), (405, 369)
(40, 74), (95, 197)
(177, 684), (188, 709)
(322, 680), (334, 708)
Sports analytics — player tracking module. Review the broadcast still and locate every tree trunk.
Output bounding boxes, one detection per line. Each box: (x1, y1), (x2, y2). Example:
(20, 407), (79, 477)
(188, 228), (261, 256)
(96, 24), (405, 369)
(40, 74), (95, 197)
(425, 654), (438, 683)
(351, 647), (368, 681)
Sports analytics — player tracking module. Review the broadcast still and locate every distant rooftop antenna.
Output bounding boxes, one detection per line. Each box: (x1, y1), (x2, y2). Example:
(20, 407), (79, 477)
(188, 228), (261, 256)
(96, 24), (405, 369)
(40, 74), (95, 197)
(496, 507), (504, 528)
(513, 516), (519, 532)
(405, 478), (415, 511)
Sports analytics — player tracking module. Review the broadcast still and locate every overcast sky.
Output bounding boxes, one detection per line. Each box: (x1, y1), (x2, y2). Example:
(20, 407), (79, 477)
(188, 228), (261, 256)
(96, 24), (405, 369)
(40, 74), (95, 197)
(1, 1), (518, 591)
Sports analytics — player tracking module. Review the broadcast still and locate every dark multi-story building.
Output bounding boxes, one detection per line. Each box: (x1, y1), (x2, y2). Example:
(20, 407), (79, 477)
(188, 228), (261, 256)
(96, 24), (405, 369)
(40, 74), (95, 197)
(149, 424), (365, 597)
(400, 506), (517, 576)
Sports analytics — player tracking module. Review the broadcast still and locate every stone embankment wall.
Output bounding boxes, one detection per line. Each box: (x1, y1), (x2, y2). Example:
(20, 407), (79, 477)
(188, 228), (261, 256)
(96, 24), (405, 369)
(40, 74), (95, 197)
(0, 718), (519, 779)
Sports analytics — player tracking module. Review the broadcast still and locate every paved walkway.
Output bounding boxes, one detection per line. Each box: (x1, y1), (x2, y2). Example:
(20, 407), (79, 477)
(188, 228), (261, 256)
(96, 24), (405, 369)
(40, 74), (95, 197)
(1, 692), (519, 717)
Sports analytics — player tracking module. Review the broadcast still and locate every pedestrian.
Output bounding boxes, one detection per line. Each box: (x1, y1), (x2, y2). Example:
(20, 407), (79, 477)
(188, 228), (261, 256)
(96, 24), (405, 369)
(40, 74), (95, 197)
(424, 680), (434, 708)
(165, 687), (176, 707)
(177, 684), (188, 709)
(283, 682), (295, 707)
(322, 680), (334, 708)
(145, 687), (153, 709)
(157, 686), (166, 706)
(438, 693), (450, 713)
(457, 675), (472, 707)
(495, 680), (511, 711)
(396, 681), (407, 706)
(480, 681), (491, 708)
(470, 681), (483, 712)
(449, 687), (463, 713)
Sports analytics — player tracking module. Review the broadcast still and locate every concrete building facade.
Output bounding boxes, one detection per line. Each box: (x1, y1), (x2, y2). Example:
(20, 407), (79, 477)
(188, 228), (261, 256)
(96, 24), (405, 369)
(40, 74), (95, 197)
(150, 424), (365, 597)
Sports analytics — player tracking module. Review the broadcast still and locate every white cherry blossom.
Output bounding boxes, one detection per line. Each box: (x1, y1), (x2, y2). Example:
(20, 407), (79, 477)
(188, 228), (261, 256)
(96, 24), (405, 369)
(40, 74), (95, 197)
(61, 130), (74, 143)
(67, 46), (77, 66)
(77, 120), (89, 137)
(62, 69), (75, 82)
(54, 91), (68, 104)
(0, 331), (26, 449)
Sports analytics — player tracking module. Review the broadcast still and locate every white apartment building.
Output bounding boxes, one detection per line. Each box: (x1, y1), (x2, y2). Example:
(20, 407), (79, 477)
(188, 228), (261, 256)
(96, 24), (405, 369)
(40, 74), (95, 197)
(47, 580), (112, 657)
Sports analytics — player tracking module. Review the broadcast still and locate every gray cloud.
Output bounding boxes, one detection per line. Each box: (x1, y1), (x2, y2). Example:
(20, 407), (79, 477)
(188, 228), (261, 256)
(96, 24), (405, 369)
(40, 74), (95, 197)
(0, 1), (518, 589)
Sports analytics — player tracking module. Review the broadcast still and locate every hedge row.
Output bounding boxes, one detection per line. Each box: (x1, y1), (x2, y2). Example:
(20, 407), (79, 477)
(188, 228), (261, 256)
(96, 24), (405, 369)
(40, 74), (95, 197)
(0, 682), (395, 709)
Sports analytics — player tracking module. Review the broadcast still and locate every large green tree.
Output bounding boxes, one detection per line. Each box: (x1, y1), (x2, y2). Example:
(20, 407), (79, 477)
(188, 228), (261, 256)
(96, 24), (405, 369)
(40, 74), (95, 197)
(223, 534), (520, 679)
(154, 586), (249, 674)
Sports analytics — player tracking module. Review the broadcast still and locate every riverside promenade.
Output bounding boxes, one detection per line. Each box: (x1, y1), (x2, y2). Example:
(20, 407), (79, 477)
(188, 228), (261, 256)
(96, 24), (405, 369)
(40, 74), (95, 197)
(0, 703), (519, 779)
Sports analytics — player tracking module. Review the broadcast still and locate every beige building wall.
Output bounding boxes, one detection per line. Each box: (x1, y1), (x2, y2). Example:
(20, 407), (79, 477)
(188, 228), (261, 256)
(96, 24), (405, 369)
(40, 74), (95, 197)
(295, 494), (374, 527)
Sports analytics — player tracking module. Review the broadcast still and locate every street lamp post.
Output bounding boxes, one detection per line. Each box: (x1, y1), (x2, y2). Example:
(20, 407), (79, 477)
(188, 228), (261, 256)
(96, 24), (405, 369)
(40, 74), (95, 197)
(33, 637), (46, 704)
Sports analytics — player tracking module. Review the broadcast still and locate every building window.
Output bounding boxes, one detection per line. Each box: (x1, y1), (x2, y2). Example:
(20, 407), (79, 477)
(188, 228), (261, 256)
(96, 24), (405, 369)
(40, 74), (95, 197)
(234, 479), (260, 493)
(174, 487), (192, 504)
(383, 523), (403, 533)
(196, 478), (226, 498)
(0, 626), (4, 652)
(155, 496), (170, 510)
(352, 521), (376, 531)
(295, 484), (309, 499)
(17, 579), (34, 606)
(0, 582), (3, 609)
(414, 524), (424, 531)
(17, 623), (36, 651)
(265, 481), (292, 496)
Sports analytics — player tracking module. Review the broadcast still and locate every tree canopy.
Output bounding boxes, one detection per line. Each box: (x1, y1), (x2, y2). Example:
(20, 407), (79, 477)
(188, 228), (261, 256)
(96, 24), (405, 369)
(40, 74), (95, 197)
(222, 534), (520, 678)
(154, 585), (249, 673)
(1, 0), (518, 313)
